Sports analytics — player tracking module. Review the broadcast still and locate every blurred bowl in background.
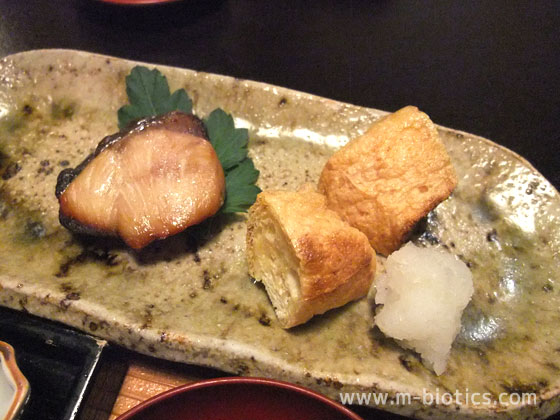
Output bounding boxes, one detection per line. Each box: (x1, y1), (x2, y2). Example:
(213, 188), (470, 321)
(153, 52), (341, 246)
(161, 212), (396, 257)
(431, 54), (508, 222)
(78, 0), (225, 27)
(0, 341), (29, 420)
(94, 0), (183, 5)
(116, 376), (363, 420)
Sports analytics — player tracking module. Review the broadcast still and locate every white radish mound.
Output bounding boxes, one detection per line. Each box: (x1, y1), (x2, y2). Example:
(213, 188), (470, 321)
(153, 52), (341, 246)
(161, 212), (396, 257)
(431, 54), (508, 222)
(375, 242), (474, 375)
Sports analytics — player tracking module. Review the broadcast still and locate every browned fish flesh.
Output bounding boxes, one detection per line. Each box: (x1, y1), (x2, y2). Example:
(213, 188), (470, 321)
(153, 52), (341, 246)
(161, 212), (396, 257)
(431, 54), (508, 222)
(55, 111), (225, 249)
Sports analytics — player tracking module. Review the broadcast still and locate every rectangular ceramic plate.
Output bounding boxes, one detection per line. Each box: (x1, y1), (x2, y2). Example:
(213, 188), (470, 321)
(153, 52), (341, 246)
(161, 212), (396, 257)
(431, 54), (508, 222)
(0, 50), (559, 420)
(0, 307), (107, 420)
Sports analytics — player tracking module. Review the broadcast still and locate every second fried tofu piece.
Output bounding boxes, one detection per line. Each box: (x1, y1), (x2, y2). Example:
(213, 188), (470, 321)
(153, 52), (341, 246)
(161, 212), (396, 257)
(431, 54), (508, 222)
(318, 106), (457, 256)
(246, 189), (375, 328)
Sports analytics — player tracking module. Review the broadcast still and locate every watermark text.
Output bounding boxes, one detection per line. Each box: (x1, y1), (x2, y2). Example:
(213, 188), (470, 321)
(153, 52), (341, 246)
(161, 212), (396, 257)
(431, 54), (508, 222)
(339, 388), (537, 407)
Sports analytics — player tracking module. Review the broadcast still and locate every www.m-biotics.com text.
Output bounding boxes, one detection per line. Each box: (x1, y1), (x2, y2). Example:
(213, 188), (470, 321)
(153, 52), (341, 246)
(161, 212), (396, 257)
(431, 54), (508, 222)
(340, 388), (537, 407)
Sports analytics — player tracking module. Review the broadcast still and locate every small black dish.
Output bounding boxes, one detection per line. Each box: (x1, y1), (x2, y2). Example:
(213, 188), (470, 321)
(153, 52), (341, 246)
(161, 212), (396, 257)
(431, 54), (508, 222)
(0, 307), (108, 420)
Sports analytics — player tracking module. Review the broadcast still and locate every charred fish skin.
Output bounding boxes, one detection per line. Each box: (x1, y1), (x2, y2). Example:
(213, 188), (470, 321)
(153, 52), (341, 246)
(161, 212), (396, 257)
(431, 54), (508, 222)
(55, 111), (224, 248)
(56, 131), (120, 239)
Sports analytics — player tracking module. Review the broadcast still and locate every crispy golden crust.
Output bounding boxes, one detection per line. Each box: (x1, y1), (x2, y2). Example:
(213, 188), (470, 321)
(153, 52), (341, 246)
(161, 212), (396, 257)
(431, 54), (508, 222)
(318, 106), (457, 256)
(246, 189), (375, 328)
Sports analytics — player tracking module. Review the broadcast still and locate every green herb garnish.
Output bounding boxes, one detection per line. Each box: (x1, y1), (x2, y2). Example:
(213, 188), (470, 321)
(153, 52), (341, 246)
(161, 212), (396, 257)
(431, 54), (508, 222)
(204, 109), (261, 213)
(204, 109), (249, 171)
(118, 66), (193, 130)
(117, 65), (260, 213)
(223, 159), (261, 213)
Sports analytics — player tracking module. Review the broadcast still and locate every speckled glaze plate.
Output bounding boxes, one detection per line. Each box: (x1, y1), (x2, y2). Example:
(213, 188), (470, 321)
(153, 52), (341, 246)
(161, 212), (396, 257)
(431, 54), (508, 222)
(0, 50), (559, 420)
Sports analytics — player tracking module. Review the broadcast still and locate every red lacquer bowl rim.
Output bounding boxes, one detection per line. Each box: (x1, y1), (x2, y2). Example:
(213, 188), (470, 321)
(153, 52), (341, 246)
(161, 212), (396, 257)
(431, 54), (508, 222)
(95, 0), (183, 5)
(116, 376), (363, 420)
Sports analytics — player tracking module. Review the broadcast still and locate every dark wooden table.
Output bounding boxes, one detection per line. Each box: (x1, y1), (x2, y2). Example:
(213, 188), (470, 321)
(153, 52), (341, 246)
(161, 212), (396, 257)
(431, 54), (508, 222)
(1, 1), (559, 419)
(2, 0), (558, 189)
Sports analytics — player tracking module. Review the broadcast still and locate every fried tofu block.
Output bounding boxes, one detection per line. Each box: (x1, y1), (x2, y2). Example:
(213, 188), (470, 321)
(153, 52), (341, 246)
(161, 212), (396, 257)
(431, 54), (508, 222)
(318, 106), (457, 256)
(246, 189), (375, 328)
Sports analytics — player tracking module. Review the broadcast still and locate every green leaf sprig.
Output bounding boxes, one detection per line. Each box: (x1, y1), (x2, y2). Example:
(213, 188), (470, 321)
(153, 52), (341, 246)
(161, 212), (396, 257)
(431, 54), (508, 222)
(204, 109), (261, 213)
(117, 66), (260, 213)
(118, 67), (192, 130)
